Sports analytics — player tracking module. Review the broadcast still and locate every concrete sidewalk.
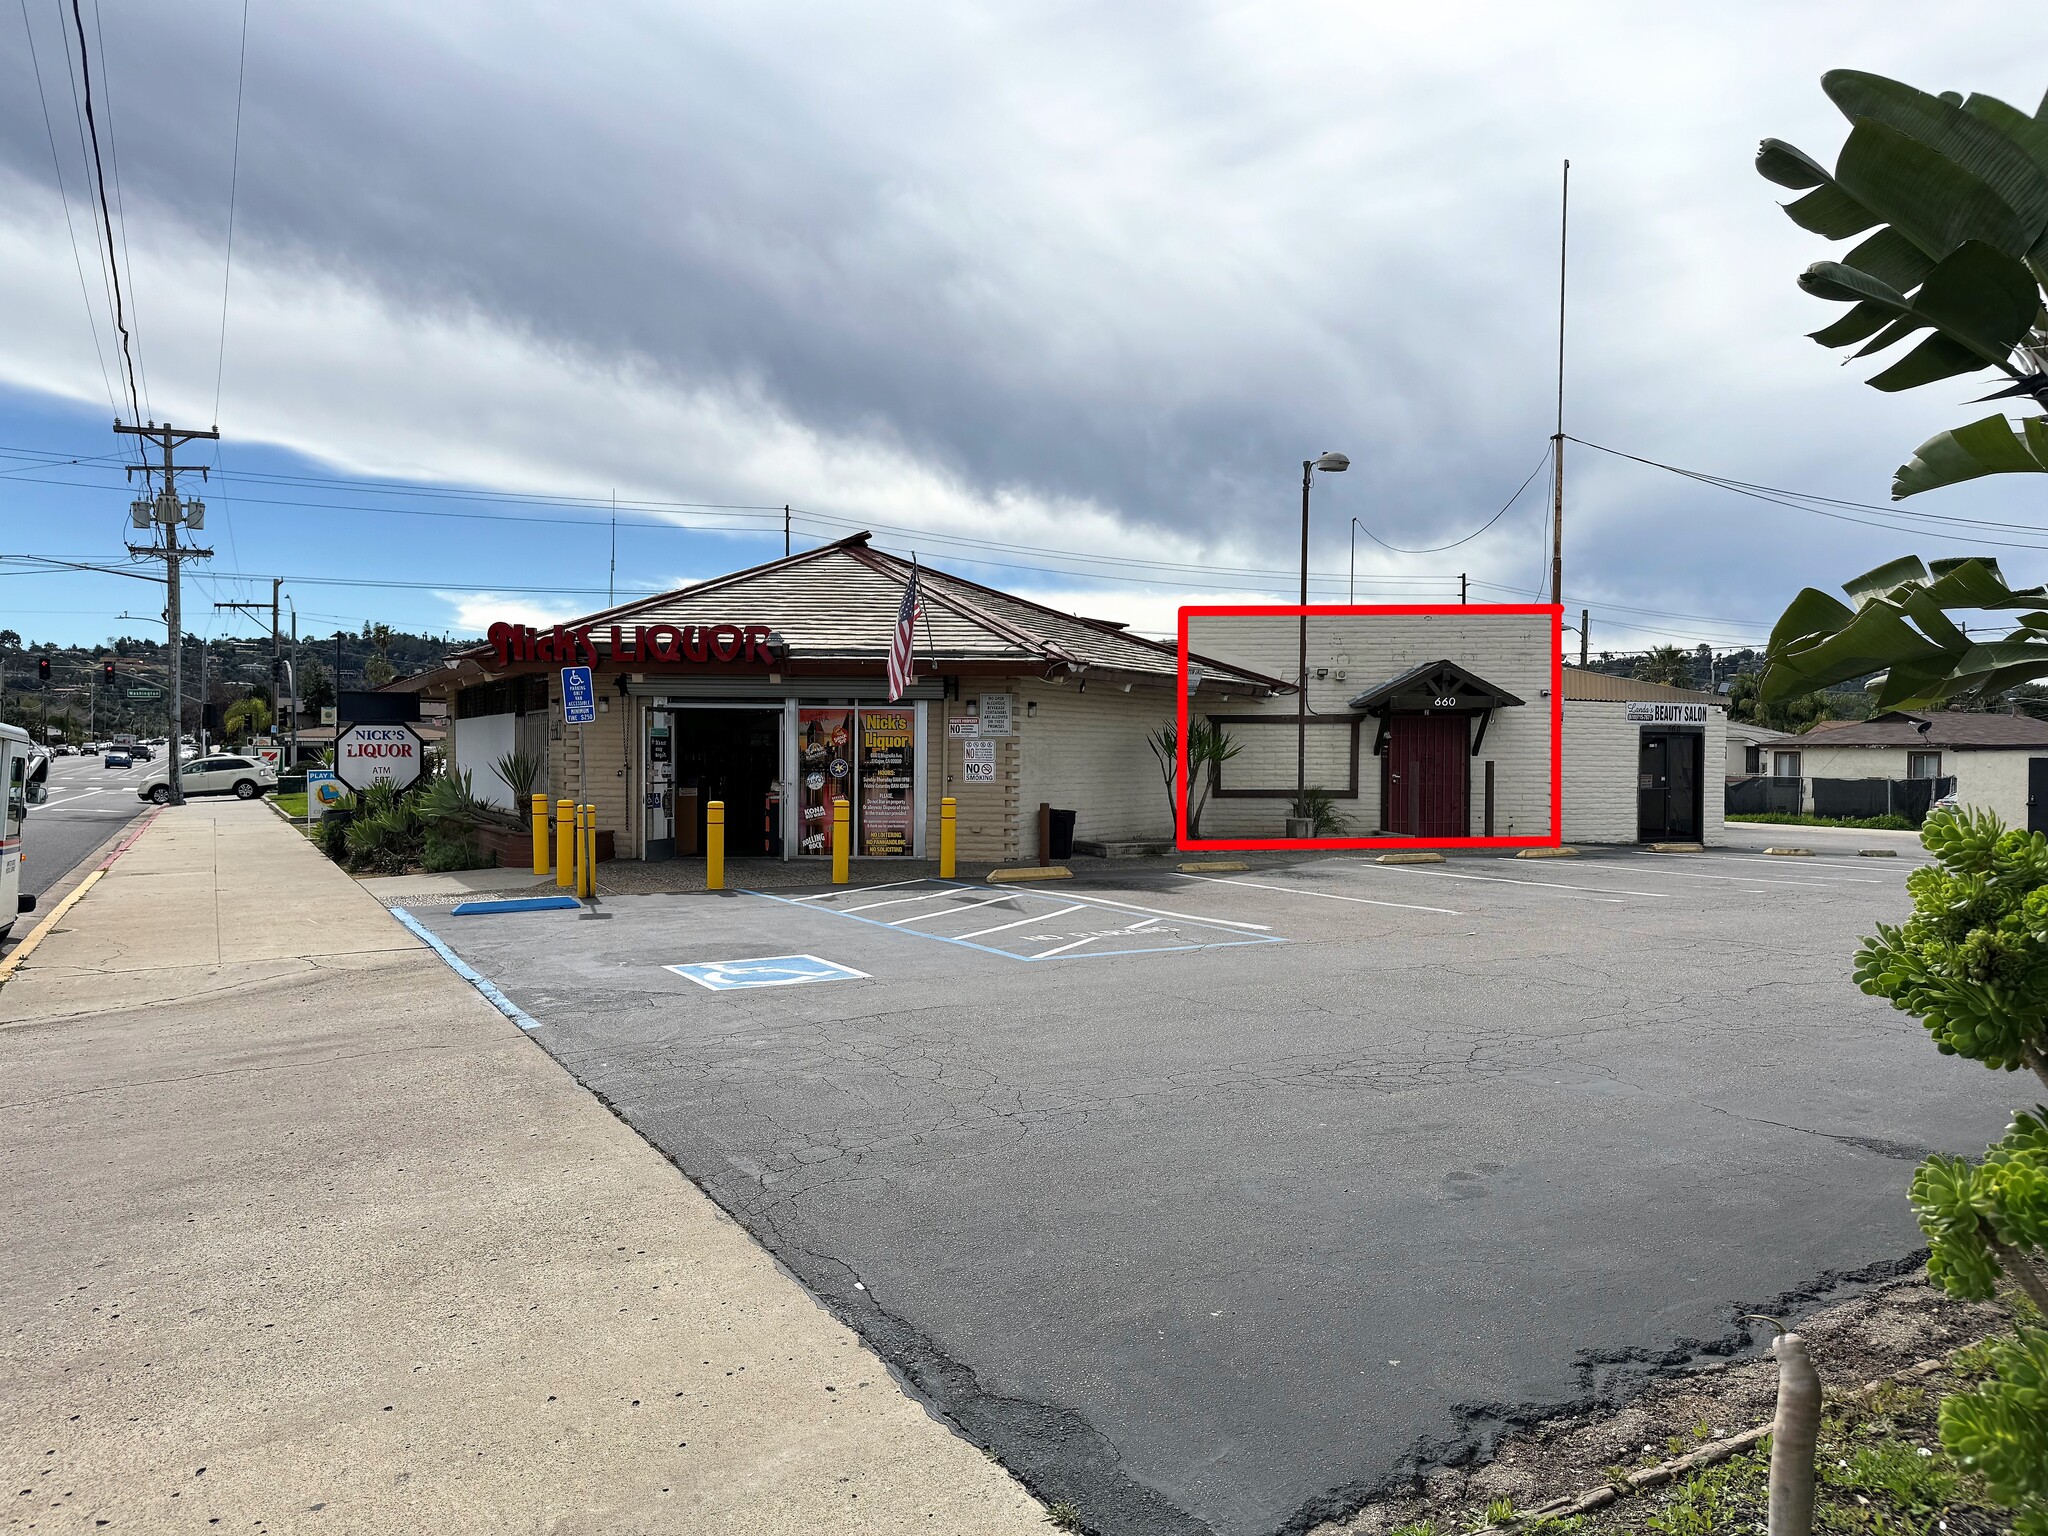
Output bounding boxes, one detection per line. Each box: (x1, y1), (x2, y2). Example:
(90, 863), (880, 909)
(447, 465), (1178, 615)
(0, 800), (1048, 1534)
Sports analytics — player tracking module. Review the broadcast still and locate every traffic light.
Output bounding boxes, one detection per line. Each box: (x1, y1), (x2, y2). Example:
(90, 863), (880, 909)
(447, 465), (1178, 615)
(102, 660), (115, 685)
(37, 656), (50, 682)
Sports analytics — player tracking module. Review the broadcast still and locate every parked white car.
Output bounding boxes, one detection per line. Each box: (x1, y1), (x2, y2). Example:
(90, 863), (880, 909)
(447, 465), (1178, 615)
(137, 753), (277, 804)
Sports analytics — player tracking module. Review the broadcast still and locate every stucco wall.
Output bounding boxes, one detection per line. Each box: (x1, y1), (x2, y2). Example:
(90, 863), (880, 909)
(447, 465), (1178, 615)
(1792, 743), (2038, 827)
(1014, 681), (1179, 848)
(1183, 612), (1555, 840)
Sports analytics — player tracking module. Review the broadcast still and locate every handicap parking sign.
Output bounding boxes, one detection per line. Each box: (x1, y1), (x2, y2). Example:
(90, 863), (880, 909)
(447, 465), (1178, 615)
(561, 665), (596, 725)
(665, 954), (871, 991)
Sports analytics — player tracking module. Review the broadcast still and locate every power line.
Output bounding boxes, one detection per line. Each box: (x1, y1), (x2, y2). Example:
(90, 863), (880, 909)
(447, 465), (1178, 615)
(18, 0), (119, 420)
(86, 0), (148, 420)
(1350, 448), (1550, 554)
(210, 0), (248, 428)
(64, 0), (139, 425)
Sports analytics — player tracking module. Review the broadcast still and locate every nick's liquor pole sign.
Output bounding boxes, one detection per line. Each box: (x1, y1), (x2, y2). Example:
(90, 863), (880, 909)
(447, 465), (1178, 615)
(488, 621), (778, 667)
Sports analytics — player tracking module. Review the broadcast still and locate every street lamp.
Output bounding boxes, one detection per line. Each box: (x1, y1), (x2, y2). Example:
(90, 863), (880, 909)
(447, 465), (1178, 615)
(1298, 452), (1348, 816)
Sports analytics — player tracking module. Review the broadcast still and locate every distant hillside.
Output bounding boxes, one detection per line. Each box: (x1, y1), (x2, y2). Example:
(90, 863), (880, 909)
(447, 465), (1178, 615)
(0, 625), (472, 742)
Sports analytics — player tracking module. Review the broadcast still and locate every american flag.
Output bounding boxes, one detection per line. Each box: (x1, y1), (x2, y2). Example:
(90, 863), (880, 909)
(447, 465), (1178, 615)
(887, 558), (922, 701)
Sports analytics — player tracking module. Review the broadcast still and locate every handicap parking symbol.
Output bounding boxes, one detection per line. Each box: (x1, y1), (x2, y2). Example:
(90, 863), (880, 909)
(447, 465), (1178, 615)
(665, 954), (871, 991)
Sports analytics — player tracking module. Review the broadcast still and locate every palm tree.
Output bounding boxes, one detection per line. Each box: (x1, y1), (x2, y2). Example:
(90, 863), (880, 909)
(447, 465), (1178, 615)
(1633, 646), (1697, 689)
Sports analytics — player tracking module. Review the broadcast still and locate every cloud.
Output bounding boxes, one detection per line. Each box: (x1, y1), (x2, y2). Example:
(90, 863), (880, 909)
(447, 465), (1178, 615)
(5, 0), (2048, 654)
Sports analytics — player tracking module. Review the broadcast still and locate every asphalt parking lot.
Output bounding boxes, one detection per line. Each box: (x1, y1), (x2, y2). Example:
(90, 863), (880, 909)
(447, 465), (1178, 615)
(402, 830), (2012, 1536)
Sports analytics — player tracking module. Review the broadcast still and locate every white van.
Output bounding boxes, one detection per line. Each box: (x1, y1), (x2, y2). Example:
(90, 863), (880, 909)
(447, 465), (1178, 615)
(3, 721), (47, 941)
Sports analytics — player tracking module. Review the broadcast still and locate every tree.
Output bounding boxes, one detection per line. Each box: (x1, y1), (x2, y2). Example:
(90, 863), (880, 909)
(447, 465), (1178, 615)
(299, 656), (335, 712)
(1725, 671), (1851, 731)
(363, 623), (396, 687)
(1759, 71), (2048, 499)
(223, 694), (272, 746)
(1632, 645), (1697, 688)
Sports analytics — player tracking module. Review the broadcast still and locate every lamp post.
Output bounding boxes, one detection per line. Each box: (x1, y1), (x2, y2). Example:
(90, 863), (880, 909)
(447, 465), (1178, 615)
(1297, 453), (1349, 814)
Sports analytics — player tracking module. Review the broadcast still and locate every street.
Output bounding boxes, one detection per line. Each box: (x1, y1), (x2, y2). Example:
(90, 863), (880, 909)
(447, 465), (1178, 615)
(4, 754), (151, 953)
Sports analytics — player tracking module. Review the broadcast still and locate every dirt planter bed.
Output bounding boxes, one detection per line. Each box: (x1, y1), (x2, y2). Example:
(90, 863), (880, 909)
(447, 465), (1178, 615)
(1311, 1274), (2024, 1536)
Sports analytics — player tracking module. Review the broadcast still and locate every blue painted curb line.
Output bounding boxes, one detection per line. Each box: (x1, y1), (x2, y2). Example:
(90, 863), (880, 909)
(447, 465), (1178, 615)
(449, 895), (583, 916)
(389, 906), (543, 1030)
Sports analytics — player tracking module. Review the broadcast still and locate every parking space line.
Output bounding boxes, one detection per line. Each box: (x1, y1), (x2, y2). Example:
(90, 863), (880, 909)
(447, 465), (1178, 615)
(740, 888), (1050, 959)
(1177, 872), (1461, 915)
(955, 904), (1088, 940)
(840, 889), (954, 913)
(1000, 888), (1275, 932)
(890, 893), (1014, 925)
(785, 878), (932, 902)
(1352, 865), (1655, 901)
(1033, 932), (1111, 959)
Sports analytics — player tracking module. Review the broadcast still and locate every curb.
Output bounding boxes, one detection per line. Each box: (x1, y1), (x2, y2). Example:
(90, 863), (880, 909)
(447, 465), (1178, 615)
(0, 805), (163, 982)
(1648, 842), (1703, 854)
(1179, 861), (1249, 873)
(1859, 849), (1899, 858)
(1764, 846), (1815, 857)
(1378, 852), (1445, 865)
(988, 866), (1073, 883)
(1515, 847), (1579, 860)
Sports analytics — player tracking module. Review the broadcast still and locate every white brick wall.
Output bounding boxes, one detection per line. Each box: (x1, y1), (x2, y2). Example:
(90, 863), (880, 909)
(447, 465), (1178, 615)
(1184, 612), (1556, 839)
(1561, 701), (1724, 844)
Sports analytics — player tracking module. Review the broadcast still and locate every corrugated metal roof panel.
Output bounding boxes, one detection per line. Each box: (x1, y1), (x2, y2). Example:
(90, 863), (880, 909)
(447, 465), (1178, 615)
(1562, 667), (1719, 704)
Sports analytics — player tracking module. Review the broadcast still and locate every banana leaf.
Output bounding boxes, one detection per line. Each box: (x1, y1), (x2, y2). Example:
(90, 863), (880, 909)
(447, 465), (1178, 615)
(1892, 414), (2048, 497)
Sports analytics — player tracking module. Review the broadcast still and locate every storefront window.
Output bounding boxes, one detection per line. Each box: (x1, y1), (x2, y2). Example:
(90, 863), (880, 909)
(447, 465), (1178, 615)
(858, 707), (916, 856)
(793, 705), (918, 857)
(796, 707), (855, 856)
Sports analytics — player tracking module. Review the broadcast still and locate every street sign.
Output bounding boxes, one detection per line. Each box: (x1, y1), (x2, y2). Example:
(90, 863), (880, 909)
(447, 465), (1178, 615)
(663, 955), (870, 991)
(561, 665), (596, 726)
(256, 747), (283, 770)
(320, 706), (337, 726)
(334, 721), (426, 793)
(125, 685), (162, 702)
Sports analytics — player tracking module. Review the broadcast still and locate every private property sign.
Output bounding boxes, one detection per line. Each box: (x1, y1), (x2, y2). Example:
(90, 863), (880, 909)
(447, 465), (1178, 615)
(335, 721), (426, 792)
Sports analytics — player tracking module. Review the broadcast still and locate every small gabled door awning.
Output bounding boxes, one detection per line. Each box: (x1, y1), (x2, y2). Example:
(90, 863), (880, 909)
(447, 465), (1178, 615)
(1347, 659), (1525, 757)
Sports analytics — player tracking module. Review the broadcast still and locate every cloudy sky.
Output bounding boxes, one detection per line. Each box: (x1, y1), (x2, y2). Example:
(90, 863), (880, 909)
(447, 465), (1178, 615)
(4, 0), (2047, 659)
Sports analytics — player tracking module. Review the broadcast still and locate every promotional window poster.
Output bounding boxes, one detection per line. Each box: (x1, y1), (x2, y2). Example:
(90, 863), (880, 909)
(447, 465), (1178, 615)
(858, 708), (915, 857)
(797, 707), (854, 856)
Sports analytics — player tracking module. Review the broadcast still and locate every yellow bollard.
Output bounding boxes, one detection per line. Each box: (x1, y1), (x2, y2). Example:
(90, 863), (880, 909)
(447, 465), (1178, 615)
(940, 796), (957, 879)
(706, 800), (725, 891)
(555, 799), (575, 890)
(531, 793), (550, 875)
(581, 804), (598, 899)
(832, 797), (850, 885)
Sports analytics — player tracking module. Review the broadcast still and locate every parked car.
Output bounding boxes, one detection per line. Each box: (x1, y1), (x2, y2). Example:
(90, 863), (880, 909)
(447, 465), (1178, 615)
(104, 750), (132, 768)
(137, 753), (277, 804)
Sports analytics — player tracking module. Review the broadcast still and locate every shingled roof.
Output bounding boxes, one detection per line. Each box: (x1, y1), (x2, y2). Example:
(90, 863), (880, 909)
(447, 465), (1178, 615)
(455, 533), (1287, 692)
(1798, 710), (2048, 749)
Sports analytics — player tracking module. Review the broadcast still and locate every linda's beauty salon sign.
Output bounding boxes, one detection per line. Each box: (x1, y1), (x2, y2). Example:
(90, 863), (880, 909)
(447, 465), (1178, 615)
(487, 621), (778, 668)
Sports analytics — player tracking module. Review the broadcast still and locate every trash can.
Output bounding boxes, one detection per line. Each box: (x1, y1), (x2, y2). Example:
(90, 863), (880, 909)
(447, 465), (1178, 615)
(1048, 808), (1076, 861)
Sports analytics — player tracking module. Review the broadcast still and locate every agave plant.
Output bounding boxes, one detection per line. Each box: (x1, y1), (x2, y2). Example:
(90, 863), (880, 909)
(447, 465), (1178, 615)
(1757, 71), (2048, 497)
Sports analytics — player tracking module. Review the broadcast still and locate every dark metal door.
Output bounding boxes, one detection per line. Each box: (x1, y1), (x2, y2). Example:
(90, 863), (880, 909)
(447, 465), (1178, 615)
(1638, 732), (1702, 840)
(1383, 714), (1469, 838)
(2030, 758), (2048, 834)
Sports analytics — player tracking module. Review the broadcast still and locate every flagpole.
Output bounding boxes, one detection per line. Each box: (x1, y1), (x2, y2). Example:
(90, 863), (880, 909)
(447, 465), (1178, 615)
(913, 552), (947, 833)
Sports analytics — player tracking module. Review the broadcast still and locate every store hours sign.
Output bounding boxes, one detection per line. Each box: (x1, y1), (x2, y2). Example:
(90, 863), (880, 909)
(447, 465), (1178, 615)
(335, 722), (426, 793)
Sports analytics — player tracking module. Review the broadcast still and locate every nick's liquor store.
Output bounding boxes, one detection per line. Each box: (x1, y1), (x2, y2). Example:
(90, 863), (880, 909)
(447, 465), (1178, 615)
(416, 533), (1282, 866)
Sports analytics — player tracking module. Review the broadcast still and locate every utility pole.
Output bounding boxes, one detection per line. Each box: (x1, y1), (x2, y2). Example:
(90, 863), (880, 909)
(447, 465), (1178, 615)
(784, 504), (792, 558)
(289, 601), (300, 770)
(1460, 572), (1468, 605)
(118, 419), (217, 806)
(215, 578), (282, 757)
(1580, 608), (1589, 668)
(1550, 158), (1570, 612)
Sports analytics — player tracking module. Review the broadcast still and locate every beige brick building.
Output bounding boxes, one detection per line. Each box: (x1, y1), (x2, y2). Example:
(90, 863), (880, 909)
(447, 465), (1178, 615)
(405, 537), (1722, 863)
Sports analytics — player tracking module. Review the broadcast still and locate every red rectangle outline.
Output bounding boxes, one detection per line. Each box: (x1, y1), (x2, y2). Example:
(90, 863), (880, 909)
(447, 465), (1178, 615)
(1175, 604), (1564, 851)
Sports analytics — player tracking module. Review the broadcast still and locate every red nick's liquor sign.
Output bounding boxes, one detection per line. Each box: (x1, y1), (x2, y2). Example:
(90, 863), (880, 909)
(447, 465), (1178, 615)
(487, 622), (777, 668)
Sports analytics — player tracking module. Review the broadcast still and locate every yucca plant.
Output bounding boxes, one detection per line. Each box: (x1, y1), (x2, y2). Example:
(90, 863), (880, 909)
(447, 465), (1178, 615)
(491, 749), (543, 807)
(1287, 785), (1353, 837)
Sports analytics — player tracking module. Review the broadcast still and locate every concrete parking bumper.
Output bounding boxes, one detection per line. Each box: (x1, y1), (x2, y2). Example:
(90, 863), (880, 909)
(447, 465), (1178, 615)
(0, 799), (1046, 1534)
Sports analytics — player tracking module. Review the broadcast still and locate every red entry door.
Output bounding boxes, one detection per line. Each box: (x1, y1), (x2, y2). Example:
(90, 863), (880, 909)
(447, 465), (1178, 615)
(1383, 714), (1470, 838)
